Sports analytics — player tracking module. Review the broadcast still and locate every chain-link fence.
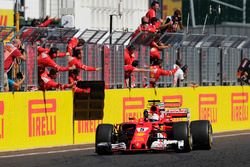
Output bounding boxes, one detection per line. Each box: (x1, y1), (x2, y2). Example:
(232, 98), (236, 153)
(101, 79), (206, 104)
(0, 26), (16, 92)
(0, 42), (3, 91)
(1, 26), (250, 92)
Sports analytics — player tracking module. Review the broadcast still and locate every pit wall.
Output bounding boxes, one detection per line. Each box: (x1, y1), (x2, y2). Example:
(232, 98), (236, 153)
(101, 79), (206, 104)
(0, 86), (249, 151)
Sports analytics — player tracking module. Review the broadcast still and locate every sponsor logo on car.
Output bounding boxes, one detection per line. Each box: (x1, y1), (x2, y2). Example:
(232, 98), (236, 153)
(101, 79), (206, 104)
(163, 95), (183, 121)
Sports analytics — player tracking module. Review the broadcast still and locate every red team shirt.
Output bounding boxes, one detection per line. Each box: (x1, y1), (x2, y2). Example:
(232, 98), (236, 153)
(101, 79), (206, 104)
(124, 48), (134, 65)
(68, 56), (96, 71)
(68, 75), (90, 93)
(149, 65), (177, 87)
(40, 74), (71, 90)
(67, 37), (79, 56)
(131, 24), (156, 41)
(124, 64), (136, 88)
(38, 52), (69, 72)
(4, 48), (22, 72)
(150, 41), (161, 60)
(146, 8), (156, 21)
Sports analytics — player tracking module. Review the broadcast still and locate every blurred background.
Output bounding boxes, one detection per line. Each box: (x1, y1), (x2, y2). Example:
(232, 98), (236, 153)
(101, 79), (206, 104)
(1, 0), (249, 34)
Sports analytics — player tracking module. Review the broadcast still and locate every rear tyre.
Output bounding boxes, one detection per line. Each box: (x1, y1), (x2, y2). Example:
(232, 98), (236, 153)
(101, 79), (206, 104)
(173, 121), (192, 152)
(190, 120), (213, 150)
(95, 124), (114, 155)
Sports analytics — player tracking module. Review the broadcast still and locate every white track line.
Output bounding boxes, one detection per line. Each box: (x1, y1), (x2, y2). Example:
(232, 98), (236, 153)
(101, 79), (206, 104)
(1, 131), (250, 159)
(213, 132), (250, 138)
(0, 147), (95, 159)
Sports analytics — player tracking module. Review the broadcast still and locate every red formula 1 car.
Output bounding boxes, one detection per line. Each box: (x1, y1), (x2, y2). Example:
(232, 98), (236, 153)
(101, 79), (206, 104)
(95, 100), (212, 155)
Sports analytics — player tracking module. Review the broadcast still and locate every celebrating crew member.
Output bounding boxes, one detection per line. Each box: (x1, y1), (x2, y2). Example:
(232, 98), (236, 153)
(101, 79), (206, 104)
(149, 59), (178, 88)
(4, 39), (26, 92)
(68, 69), (91, 93)
(68, 49), (101, 71)
(124, 60), (149, 88)
(39, 69), (73, 91)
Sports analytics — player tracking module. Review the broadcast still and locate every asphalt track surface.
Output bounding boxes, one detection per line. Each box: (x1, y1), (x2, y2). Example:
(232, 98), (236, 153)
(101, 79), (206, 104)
(0, 130), (250, 167)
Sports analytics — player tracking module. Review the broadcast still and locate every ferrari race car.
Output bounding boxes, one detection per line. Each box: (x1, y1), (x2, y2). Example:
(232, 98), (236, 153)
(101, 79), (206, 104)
(95, 100), (212, 155)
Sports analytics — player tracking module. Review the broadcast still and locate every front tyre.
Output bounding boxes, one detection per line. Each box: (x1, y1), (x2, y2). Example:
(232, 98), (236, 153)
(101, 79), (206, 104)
(173, 121), (192, 152)
(190, 120), (213, 150)
(95, 124), (115, 155)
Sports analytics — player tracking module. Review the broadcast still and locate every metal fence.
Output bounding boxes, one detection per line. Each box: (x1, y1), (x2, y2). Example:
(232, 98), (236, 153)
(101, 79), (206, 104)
(190, 24), (250, 37)
(79, 29), (107, 82)
(1, 26), (250, 92)
(0, 42), (3, 91)
(0, 26), (16, 92)
(22, 43), (38, 90)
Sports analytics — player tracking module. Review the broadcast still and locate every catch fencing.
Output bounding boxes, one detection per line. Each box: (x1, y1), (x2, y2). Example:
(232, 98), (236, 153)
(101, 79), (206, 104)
(1, 26), (250, 92)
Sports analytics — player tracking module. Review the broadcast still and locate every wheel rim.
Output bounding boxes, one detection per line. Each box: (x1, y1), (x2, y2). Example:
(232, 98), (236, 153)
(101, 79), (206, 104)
(208, 125), (213, 147)
(189, 133), (193, 150)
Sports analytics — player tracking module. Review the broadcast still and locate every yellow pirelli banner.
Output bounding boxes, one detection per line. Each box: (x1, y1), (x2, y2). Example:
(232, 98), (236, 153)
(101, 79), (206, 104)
(0, 91), (73, 151)
(0, 86), (250, 150)
(74, 86), (250, 144)
(0, 9), (14, 26)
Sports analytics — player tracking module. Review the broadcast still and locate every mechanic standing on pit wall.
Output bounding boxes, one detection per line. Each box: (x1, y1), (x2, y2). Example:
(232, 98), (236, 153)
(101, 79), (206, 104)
(68, 49), (101, 71)
(146, 1), (161, 21)
(124, 60), (150, 88)
(68, 69), (91, 93)
(4, 39), (26, 92)
(38, 47), (73, 72)
(130, 16), (156, 41)
(124, 45), (136, 65)
(39, 69), (73, 91)
(67, 37), (85, 56)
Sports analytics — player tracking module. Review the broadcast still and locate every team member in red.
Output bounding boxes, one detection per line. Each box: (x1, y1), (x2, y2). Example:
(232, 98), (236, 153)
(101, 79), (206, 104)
(38, 16), (57, 27)
(146, 1), (160, 21)
(68, 69), (91, 93)
(4, 39), (26, 91)
(149, 59), (178, 88)
(21, 16), (57, 41)
(124, 45), (136, 65)
(130, 16), (156, 41)
(39, 69), (73, 91)
(149, 17), (162, 30)
(68, 49), (101, 71)
(124, 60), (149, 88)
(67, 38), (85, 56)
(38, 47), (72, 72)
(31, 16), (57, 27)
(150, 40), (171, 64)
(37, 45), (50, 54)
(37, 45), (68, 57)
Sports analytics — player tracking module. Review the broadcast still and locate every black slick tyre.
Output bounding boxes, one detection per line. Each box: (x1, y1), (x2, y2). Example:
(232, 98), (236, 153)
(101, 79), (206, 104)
(173, 121), (192, 152)
(190, 120), (213, 150)
(95, 124), (114, 155)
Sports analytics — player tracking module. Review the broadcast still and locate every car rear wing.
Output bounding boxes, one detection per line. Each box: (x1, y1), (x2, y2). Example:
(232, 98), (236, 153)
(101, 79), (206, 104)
(165, 108), (190, 119)
(164, 102), (182, 108)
